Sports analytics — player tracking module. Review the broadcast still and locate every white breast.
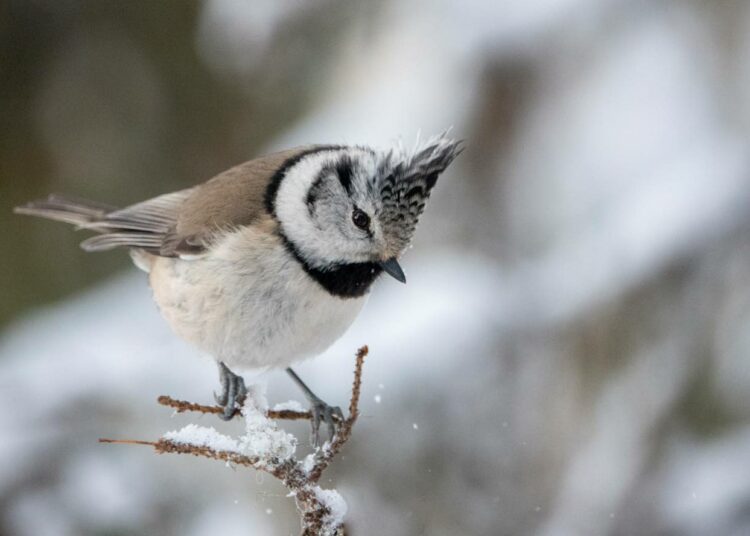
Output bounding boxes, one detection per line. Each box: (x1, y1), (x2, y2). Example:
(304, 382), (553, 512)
(148, 227), (366, 370)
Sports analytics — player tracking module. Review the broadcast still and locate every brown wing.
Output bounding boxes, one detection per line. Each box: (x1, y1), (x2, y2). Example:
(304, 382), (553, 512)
(15, 147), (310, 256)
(160, 147), (308, 256)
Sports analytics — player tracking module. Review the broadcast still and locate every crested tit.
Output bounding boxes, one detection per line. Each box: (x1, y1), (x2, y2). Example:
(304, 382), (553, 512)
(15, 134), (462, 445)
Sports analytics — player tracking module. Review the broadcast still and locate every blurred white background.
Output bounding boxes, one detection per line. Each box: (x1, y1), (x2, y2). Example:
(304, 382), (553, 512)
(2, 1), (750, 535)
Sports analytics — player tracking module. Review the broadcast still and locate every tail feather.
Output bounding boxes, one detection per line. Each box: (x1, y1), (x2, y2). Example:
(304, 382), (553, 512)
(81, 233), (163, 252)
(14, 193), (179, 255)
(14, 194), (117, 227)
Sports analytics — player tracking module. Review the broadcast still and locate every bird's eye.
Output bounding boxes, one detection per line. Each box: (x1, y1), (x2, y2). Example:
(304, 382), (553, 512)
(352, 208), (370, 230)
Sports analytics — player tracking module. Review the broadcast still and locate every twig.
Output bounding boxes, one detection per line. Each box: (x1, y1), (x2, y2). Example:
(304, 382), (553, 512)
(99, 438), (160, 447)
(157, 395), (314, 421)
(101, 345), (369, 536)
(307, 345), (367, 482)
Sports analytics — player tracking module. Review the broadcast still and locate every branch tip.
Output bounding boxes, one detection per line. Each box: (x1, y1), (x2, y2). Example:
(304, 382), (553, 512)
(99, 438), (158, 447)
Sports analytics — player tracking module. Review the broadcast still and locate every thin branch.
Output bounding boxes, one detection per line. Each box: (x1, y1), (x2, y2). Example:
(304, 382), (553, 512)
(100, 345), (369, 536)
(98, 438), (160, 447)
(307, 345), (367, 482)
(157, 395), (313, 421)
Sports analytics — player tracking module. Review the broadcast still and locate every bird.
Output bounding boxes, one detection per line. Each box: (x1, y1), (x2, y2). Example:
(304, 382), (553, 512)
(15, 134), (462, 446)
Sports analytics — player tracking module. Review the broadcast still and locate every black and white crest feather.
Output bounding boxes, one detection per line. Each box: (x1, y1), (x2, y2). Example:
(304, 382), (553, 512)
(374, 133), (463, 255)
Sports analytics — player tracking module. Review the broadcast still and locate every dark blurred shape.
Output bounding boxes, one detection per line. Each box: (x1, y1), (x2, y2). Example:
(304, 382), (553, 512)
(0, 0), (349, 327)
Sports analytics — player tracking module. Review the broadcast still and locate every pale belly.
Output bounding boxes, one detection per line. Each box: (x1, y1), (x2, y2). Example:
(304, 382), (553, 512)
(147, 228), (366, 370)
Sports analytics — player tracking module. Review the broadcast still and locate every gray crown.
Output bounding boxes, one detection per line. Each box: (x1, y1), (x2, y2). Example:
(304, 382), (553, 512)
(374, 135), (463, 255)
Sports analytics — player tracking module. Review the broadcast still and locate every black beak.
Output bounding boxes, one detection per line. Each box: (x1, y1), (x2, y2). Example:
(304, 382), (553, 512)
(379, 258), (406, 283)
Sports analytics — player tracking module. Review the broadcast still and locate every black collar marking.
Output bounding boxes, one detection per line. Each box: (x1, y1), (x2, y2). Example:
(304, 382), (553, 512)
(265, 145), (383, 298)
(279, 233), (383, 298)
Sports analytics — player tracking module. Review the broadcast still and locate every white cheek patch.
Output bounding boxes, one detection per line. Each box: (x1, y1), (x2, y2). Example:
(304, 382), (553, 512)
(275, 151), (347, 265)
(275, 149), (378, 266)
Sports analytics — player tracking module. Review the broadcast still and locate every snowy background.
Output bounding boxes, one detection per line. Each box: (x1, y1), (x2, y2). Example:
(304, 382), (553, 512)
(3, 1), (750, 535)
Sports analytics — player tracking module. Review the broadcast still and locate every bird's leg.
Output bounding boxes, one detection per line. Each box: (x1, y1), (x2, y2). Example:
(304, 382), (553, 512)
(214, 362), (247, 420)
(286, 367), (344, 448)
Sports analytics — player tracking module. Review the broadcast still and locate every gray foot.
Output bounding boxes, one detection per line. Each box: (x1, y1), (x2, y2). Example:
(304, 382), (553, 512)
(286, 367), (344, 447)
(214, 362), (247, 420)
(309, 397), (345, 449)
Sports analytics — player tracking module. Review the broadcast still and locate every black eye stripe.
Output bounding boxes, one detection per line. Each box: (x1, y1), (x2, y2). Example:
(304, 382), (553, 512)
(306, 174), (325, 208)
(336, 156), (354, 194)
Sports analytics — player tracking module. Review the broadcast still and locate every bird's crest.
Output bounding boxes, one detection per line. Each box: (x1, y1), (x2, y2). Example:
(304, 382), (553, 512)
(374, 133), (463, 255)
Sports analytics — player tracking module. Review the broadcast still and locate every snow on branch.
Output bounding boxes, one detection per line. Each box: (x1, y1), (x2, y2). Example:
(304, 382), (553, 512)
(100, 345), (369, 536)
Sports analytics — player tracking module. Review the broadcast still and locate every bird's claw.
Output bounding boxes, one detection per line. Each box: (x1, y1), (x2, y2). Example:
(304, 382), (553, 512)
(284, 367), (344, 448)
(214, 362), (247, 421)
(310, 398), (344, 449)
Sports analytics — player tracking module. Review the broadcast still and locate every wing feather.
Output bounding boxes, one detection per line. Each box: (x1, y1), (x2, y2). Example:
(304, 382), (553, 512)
(16, 147), (311, 257)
